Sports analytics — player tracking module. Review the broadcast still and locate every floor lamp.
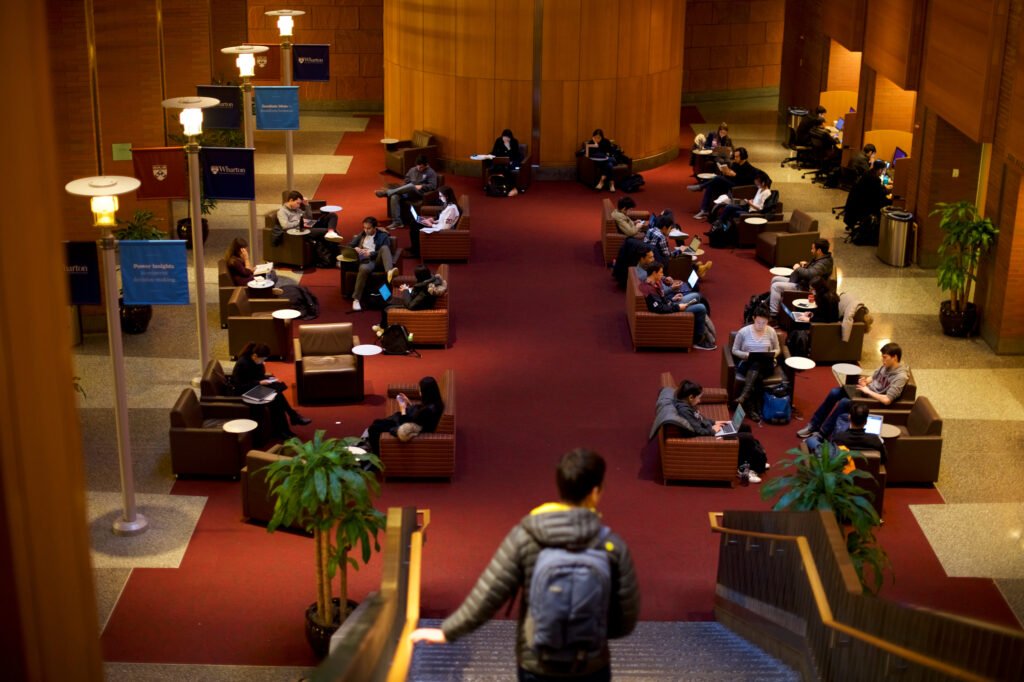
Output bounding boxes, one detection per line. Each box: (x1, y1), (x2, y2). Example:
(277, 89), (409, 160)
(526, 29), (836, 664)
(64, 176), (148, 536)
(266, 8), (305, 191)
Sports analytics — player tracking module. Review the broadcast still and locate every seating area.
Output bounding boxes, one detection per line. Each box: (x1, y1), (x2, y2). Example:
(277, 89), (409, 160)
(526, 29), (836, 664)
(378, 369), (456, 480)
(419, 196), (471, 262)
(601, 198), (649, 265)
(625, 268), (694, 351)
(384, 129), (438, 176)
(387, 264), (451, 346)
(754, 209), (820, 267)
(656, 372), (738, 484)
(293, 322), (364, 404)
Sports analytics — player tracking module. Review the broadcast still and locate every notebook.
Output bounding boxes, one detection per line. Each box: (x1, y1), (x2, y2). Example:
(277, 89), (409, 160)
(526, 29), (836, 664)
(716, 403), (746, 438)
(253, 262), (273, 275)
(865, 414), (883, 435)
(241, 385), (277, 404)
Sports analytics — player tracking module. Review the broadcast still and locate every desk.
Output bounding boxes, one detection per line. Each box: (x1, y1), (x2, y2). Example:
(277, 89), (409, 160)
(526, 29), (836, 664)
(223, 418), (259, 434)
(352, 344), (383, 356)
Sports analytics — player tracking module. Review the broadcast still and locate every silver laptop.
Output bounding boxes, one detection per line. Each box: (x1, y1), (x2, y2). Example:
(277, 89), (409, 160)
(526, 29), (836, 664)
(684, 236), (702, 254)
(865, 414), (883, 435)
(717, 403), (746, 437)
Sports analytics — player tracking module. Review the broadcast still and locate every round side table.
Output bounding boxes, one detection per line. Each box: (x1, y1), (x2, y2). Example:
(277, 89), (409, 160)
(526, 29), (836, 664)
(223, 418), (258, 434)
(784, 355), (816, 420)
(271, 308), (301, 320)
(769, 266), (793, 277)
(352, 344), (383, 356)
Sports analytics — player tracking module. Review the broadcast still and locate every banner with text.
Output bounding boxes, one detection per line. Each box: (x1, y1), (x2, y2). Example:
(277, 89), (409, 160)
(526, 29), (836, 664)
(293, 44), (330, 82)
(198, 85), (241, 129)
(64, 241), (101, 306)
(247, 43), (281, 81)
(132, 147), (188, 199)
(119, 240), (189, 305)
(254, 86), (299, 130)
(200, 147), (255, 201)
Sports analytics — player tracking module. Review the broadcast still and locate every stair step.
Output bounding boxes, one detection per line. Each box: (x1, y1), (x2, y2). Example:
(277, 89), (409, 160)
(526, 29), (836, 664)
(409, 620), (800, 681)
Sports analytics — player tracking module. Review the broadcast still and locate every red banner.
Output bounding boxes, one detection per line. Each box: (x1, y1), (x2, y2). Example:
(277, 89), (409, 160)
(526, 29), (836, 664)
(246, 43), (282, 82)
(132, 147), (188, 200)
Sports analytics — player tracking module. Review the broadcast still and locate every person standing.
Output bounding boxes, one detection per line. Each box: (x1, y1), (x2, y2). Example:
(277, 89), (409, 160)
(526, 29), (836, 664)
(411, 448), (639, 682)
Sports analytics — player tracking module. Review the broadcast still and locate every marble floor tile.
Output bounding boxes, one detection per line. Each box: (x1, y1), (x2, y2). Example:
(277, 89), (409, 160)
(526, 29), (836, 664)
(911, 503), (1024, 578)
(104, 662), (314, 682)
(74, 355), (211, 408)
(256, 153), (352, 175)
(838, 277), (942, 314)
(912, 368), (1024, 421)
(88, 492), (207, 569)
(937, 419), (1024, 504)
(994, 579), (1024, 628)
(292, 113), (369, 132)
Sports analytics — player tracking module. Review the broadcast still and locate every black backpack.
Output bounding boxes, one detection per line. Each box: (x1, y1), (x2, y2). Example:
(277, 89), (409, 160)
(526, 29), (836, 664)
(620, 173), (645, 193)
(743, 292), (771, 324)
(847, 214), (880, 246)
(787, 328), (811, 357)
(379, 324), (420, 357)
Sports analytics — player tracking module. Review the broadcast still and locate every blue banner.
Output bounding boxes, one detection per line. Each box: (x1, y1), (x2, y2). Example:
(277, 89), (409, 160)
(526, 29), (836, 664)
(254, 86), (299, 130)
(64, 241), (101, 305)
(293, 44), (330, 82)
(120, 241), (189, 306)
(198, 85), (241, 129)
(200, 147), (255, 201)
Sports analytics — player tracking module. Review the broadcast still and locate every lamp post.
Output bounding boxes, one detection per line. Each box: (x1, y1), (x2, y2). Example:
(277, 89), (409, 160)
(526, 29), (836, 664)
(162, 96), (220, 380)
(221, 44), (268, 263)
(65, 176), (148, 536)
(266, 9), (305, 191)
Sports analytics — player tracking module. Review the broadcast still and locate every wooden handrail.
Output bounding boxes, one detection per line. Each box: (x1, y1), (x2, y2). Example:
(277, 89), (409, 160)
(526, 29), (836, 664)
(709, 512), (994, 682)
(386, 508), (430, 682)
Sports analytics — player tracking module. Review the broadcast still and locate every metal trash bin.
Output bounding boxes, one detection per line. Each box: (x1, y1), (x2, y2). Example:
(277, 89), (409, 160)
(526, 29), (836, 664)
(787, 106), (808, 131)
(877, 208), (913, 267)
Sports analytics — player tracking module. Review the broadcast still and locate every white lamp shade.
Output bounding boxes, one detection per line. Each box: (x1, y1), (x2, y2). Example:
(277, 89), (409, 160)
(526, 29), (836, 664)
(180, 108), (203, 137)
(277, 15), (294, 36)
(236, 53), (255, 77)
(90, 195), (119, 227)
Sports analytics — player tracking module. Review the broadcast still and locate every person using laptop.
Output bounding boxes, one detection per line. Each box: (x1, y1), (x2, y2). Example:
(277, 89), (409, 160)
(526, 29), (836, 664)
(408, 186), (460, 257)
(581, 128), (619, 192)
(807, 403), (888, 463)
(275, 190), (339, 266)
(231, 341), (311, 440)
(634, 249), (711, 307)
(484, 129), (524, 197)
(708, 171), (774, 233)
(688, 147), (762, 220)
(731, 305), (781, 422)
(610, 196), (646, 237)
(346, 217), (398, 311)
(639, 261), (715, 351)
(768, 239), (833, 315)
(374, 154), (439, 230)
(372, 264), (447, 334)
(797, 342), (909, 442)
(672, 379), (768, 483)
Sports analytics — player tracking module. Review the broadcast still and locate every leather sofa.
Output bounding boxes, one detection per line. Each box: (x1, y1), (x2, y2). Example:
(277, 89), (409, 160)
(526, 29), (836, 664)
(626, 268), (694, 351)
(657, 372), (738, 484)
(240, 445), (304, 530)
(294, 322), (364, 404)
(874, 396), (943, 483)
(755, 210), (821, 267)
(378, 369), (456, 480)
(226, 287), (293, 360)
(169, 388), (252, 478)
(385, 130), (438, 177)
(387, 264), (450, 346)
(720, 330), (791, 405)
(419, 195), (472, 262)
(601, 198), (650, 265)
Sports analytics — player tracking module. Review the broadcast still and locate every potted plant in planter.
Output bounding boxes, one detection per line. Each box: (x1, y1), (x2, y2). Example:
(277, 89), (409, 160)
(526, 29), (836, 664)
(265, 431), (386, 657)
(114, 209), (167, 334)
(761, 444), (891, 594)
(931, 200), (999, 337)
(175, 193), (217, 249)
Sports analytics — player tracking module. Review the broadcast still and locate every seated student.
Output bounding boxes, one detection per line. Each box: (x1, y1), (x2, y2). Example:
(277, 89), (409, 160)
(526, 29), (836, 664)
(689, 147), (762, 220)
(690, 122), (733, 171)
(408, 185), (460, 257)
(850, 143), (877, 177)
(796, 105), (827, 146)
(581, 128), (620, 192)
(276, 190), (339, 266)
(484, 129), (523, 197)
(224, 237), (320, 318)
(346, 217), (398, 311)
(710, 171), (774, 233)
(225, 237), (278, 287)
(768, 239), (833, 314)
(610, 196), (646, 237)
(372, 264), (447, 333)
(638, 261), (715, 351)
(374, 154), (439, 229)
(231, 341), (310, 440)
(786, 276), (840, 324)
(807, 118), (840, 169)
(732, 305), (780, 421)
(807, 402), (887, 463)
(797, 342), (909, 441)
(364, 376), (445, 454)
(844, 160), (892, 232)
(672, 379), (768, 483)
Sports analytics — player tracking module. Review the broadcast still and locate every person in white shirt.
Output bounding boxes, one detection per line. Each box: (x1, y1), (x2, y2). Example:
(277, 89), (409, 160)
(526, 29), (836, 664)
(410, 186), (460, 257)
(709, 171), (773, 233)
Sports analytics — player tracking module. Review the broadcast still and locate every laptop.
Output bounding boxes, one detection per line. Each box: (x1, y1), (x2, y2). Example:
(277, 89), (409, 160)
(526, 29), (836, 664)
(338, 246), (360, 262)
(716, 403), (746, 438)
(746, 351), (775, 365)
(241, 385), (277, 404)
(253, 262), (273, 276)
(378, 283), (392, 302)
(409, 205), (428, 224)
(865, 414), (883, 436)
(683, 236), (702, 254)
(835, 117), (845, 131)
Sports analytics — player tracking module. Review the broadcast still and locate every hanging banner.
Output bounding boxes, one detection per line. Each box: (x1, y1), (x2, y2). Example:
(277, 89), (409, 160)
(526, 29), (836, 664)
(197, 85), (241, 129)
(119, 240), (189, 305)
(64, 241), (101, 306)
(246, 43), (281, 81)
(201, 147), (255, 200)
(293, 44), (330, 82)
(254, 86), (300, 130)
(132, 147), (188, 200)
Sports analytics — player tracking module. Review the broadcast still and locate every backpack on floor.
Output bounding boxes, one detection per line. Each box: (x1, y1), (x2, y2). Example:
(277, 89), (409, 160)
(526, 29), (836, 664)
(527, 526), (612, 665)
(846, 215), (880, 246)
(379, 324), (420, 357)
(762, 382), (792, 425)
(786, 328), (811, 357)
(620, 173), (645, 193)
(708, 225), (733, 249)
(743, 292), (771, 324)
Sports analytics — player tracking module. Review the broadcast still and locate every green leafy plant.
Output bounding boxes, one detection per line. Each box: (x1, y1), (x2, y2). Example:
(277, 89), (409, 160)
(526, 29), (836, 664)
(931, 201), (999, 314)
(761, 444), (891, 594)
(265, 431), (386, 628)
(113, 209), (166, 241)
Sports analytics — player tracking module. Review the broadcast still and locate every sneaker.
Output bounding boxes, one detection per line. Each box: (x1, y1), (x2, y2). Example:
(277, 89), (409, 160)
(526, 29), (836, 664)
(352, 299), (362, 311)
(371, 324), (383, 334)
(387, 267), (399, 283)
(374, 189), (388, 198)
(693, 210), (708, 220)
(764, 462), (771, 470)
(747, 471), (762, 484)
(796, 425), (817, 438)
(687, 184), (702, 192)
(289, 413), (312, 426)
(608, 182), (616, 192)
(694, 341), (717, 351)
(737, 464), (750, 482)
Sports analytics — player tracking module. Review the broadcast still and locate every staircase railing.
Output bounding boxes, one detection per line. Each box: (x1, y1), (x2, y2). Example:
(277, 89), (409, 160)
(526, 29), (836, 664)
(312, 506), (429, 682)
(710, 510), (1024, 681)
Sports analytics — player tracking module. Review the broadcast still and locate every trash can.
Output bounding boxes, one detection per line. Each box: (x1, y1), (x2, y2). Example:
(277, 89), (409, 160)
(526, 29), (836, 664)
(787, 106), (808, 131)
(877, 208), (913, 267)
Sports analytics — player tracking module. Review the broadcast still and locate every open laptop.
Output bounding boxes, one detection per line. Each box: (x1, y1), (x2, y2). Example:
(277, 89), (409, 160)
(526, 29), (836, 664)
(865, 414), (883, 436)
(835, 117), (845, 131)
(746, 351), (775, 365)
(338, 246), (359, 262)
(716, 403), (746, 438)
(253, 261), (273, 276)
(683, 236), (702, 254)
(409, 205), (428, 224)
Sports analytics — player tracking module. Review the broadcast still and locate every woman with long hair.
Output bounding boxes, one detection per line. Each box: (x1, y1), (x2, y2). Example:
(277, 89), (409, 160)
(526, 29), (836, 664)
(224, 237), (320, 319)
(410, 185), (460, 257)
(224, 237), (278, 287)
(731, 305), (781, 421)
(231, 341), (311, 440)
(364, 376), (445, 454)
(372, 264), (445, 333)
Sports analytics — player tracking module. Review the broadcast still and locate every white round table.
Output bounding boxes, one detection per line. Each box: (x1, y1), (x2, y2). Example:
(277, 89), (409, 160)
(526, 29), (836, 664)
(287, 228), (310, 236)
(352, 344), (383, 356)
(470, 154), (494, 161)
(880, 424), (901, 439)
(744, 217), (768, 225)
(247, 278), (274, 290)
(223, 418), (259, 434)
(693, 149), (712, 155)
(697, 172), (716, 180)
(271, 308), (301, 320)
(770, 266), (793, 277)
(784, 356), (816, 420)
(832, 363), (861, 377)
(793, 298), (817, 310)
(320, 205), (342, 213)
(380, 138), (399, 145)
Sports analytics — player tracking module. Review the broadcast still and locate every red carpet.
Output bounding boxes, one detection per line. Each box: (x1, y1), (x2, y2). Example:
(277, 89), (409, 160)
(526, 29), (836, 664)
(100, 114), (1018, 666)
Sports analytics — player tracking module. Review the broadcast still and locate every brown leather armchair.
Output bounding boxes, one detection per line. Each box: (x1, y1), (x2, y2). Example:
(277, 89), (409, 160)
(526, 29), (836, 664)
(755, 210), (820, 267)
(226, 287), (293, 360)
(577, 148), (631, 188)
(851, 369), (917, 412)
(626, 268), (694, 351)
(778, 290), (867, 363)
(874, 396), (943, 483)
(601, 198), (650, 265)
(483, 144), (532, 192)
(657, 372), (737, 484)
(340, 234), (403, 298)
(294, 323), (364, 404)
(387, 264), (450, 346)
(385, 130), (439, 176)
(217, 259), (235, 329)
(419, 197), (472, 262)
(378, 369), (456, 480)
(199, 360), (272, 446)
(720, 330), (791, 405)
(263, 210), (313, 269)
(169, 388), (252, 478)
(240, 446), (305, 530)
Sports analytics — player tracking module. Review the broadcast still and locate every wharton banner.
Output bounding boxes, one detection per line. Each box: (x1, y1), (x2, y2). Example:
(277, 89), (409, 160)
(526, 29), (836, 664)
(119, 240), (189, 306)
(247, 43), (281, 81)
(132, 147), (188, 199)
(64, 241), (101, 306)
(200, 147), (255, 201)
(254, 86), (299, 130)
(198, 85), (241, 129)
(293, 44), (330, 82)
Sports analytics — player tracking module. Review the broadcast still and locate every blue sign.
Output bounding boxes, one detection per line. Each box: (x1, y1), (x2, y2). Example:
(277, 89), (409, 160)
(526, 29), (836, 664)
(119, 240), (189, 305)
(254, 86), (299, 130)
(64, 241), (101, 305)
(293, 44), (330, 82)
(201, 147), (255, 201)
(198, 85), (241, 129)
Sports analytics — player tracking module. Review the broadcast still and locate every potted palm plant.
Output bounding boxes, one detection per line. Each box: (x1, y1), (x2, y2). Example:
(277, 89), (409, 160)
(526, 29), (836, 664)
(761, 444), (891, 594)
(114, 209), (167, 334)
(931, 200), (999, 337)
(265, 431), (386, 657)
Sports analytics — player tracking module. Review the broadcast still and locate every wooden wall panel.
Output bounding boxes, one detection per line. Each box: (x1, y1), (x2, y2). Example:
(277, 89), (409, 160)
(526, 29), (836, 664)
(820, 0), (866, 51)
(493, 80), (532, 144)
(826, 39), (861, 92)
(542, 0), (582, 81)
(540, 80), (580, 165)
(683, 0), (782, 94)
(422, 0), (457, 76)
(578, 79), (618, 148)
(779, 0), (829, 112)
(921, 0), (1008, 143)
(210, 0), (247, 83)
(456, 0), (495, 79)
(616, 0), (652, 79)
(578, 2), (619, 80)
(162, 0), (213, 137)
(420, 71), (457, 154)
(864, 0), (925, 89)
(493, 0), (533, 80)
(1009, 16), (1024, 160)
(453, 78), (495, 158)
(870, 74), (916, 132)
(649, 0), (682, 72)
